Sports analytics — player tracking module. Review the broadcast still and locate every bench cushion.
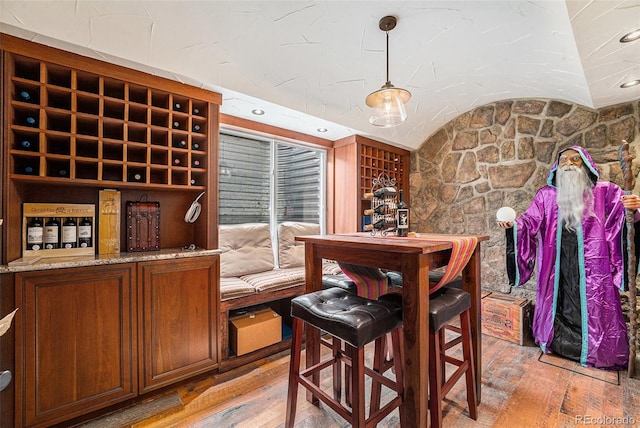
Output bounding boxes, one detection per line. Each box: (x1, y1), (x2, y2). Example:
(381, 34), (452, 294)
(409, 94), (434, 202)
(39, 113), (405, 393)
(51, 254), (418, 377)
(220, 277), (256, 301)
(277, 222), (319, 269)
(219, 223), (274, 277)
(241, 267), (305, 293)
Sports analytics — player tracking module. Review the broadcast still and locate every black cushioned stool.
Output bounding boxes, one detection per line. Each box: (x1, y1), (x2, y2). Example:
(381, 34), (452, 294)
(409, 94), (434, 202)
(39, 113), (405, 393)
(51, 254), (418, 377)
(285, 287), (404, 428)
(428, 286), (478, 428)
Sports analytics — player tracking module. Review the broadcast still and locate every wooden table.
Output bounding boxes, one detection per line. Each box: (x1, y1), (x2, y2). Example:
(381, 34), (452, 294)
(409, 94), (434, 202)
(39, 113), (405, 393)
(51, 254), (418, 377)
(295, 232), (489, 428)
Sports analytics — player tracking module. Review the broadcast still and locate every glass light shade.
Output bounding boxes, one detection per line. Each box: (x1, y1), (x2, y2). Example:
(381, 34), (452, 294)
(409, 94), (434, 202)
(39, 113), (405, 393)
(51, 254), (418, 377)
(366, 85), (411, 127)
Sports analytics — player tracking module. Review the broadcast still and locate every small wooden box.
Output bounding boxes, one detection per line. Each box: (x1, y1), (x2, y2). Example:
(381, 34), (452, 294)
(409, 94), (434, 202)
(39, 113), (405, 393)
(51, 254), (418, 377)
(126, 201), (160, 252)
(99, 190), (121, 254)
(22, 203), (95, 259)
(481, 291), (533, 346)
(229, 307), (282, 356)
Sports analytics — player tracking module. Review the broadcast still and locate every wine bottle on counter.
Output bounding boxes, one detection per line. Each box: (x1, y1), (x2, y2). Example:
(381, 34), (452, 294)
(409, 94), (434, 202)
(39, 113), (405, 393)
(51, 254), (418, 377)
(363, 204), (386, 216)
(363, 187), (397, 199)
(44, 217), (60, 249)
(78, 217), (92, 248)
(396, 190), (409, 237)
(363, 219), (385, 231)
(27, 217), (44, 250)
(62, 217), (77, 248)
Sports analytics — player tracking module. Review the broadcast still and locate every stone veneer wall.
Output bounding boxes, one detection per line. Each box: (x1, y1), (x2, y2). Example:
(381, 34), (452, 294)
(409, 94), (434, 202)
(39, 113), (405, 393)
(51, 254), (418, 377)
(410, 98), (639, 300)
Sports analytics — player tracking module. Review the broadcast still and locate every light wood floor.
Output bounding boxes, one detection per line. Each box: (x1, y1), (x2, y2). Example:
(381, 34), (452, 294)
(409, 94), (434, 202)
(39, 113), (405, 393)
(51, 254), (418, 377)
(95, 333), (640, 428)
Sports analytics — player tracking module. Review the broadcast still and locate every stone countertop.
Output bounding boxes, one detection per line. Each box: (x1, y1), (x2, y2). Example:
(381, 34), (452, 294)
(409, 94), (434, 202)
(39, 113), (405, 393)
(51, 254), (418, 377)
(1, 248), (221, 273)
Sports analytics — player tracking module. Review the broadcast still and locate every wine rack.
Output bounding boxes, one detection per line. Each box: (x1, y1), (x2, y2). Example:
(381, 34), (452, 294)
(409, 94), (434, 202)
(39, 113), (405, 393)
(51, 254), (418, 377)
(360, 145), (406, 197)
(363, 174), (399, 236)
(7, 53), (210, 189)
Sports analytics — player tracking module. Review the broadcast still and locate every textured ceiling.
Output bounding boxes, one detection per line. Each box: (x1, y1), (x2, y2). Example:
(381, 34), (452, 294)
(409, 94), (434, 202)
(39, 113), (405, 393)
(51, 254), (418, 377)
(1, 0), (639, 151)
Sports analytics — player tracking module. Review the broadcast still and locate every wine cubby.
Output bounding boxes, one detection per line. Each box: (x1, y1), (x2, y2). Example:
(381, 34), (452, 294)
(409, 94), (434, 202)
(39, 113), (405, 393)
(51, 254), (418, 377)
(360, 145), (406, 197)
(6, 53), (213, 189)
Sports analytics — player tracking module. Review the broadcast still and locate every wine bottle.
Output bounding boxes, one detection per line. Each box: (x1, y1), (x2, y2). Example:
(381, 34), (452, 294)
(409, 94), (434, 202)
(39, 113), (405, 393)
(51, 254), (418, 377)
(396, 190), (409, 237)
(19, 90), (31, 102)
(192, 142), (200, 150)
(175, 139), (187, 148)
(193, 108), (200, 115)
(62, 217), (77, 248)
(44, 217), (60, 249)
(363, 187), (397, 199)
(24, 165), (36, 175)
(78, 217), (92, 248)
(190, 179), (197, 185)
(192, 159), (201, 168)
(173, 158), (181, 166)
(26, 116), (37, 127)
(363, 219), (385, 231)
(174, 102), (182, 111)
(27, 217), (44, 250)
(173, 121), (180, 129)
(193, 124), (201, 132)
(363, 204), (386, 216)
(21, 140), (34, 150)
(131, 172), (143, 182)
(57, 169), (68, 177)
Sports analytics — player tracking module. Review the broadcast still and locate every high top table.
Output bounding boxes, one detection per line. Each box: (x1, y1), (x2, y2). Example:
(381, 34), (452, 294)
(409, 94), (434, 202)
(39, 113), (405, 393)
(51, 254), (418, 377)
(295, 232), (489, 428)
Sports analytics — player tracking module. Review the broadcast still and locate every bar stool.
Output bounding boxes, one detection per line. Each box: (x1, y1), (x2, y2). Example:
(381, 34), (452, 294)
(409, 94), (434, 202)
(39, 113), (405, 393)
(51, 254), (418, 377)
(428, 286), (478, 428)
(285, 287), (404, 428)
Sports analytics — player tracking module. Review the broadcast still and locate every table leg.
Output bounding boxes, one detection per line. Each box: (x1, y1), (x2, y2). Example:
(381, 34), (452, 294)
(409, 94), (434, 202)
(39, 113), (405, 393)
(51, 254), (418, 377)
(400, 254), (430, 427)
(462, 245), (482, 403)
(304, 243), (323, 404)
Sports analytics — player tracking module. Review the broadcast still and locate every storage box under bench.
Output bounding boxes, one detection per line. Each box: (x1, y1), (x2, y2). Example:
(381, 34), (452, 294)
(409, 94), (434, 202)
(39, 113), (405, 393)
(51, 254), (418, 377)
(229, 306), (282, 356)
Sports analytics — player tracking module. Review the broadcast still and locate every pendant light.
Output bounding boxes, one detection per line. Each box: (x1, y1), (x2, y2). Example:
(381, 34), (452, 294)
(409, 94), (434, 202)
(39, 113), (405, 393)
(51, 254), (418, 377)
(366, 15), (411, 127)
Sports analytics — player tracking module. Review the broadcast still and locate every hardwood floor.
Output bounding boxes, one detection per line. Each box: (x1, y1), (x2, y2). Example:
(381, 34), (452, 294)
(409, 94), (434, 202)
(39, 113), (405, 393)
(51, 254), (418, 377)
(115, 332), (640, 428)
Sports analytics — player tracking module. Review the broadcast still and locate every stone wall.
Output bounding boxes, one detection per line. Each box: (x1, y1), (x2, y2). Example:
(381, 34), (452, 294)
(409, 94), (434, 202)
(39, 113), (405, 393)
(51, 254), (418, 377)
(410, 98), (640, 300)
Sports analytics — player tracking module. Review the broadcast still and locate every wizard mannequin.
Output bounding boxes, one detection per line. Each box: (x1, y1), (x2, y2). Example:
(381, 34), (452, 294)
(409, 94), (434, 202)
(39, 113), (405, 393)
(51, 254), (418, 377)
(497, 146), (640, 369)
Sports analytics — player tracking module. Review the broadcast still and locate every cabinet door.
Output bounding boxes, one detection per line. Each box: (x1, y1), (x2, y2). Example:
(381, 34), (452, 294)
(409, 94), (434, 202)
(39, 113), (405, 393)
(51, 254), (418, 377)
(138, 256), (219, 393)
(15, 264), (137, 427)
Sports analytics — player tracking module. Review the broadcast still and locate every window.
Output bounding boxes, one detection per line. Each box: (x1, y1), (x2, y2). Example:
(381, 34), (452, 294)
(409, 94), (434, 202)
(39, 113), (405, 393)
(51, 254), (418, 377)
(219, 131), (325, 228)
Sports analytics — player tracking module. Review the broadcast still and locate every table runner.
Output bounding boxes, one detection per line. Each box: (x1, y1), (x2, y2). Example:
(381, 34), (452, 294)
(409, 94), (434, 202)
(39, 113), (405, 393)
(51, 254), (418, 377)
(414, 233), (478, 293)
(338, 233), (478, 297)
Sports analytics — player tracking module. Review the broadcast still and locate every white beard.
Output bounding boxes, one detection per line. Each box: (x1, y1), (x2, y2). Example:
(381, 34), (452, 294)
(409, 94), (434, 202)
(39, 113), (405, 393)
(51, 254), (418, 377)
(556, 165), (594, 231)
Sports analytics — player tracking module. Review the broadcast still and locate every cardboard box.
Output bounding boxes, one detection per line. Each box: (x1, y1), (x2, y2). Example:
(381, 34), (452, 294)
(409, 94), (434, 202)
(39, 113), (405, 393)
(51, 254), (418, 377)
(481, 291), (533, 346)
(229, 307), (282, 356)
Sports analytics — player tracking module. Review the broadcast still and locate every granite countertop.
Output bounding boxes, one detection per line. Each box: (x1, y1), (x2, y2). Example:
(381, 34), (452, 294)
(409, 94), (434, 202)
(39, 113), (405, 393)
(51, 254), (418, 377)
(1, 247), (222, 273)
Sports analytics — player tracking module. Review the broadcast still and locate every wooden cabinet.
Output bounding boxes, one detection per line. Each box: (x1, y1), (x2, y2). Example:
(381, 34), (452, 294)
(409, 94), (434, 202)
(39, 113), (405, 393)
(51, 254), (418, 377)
(1, 34), (221, 262)
(12, 255), (219, 427)
(1, 33), (223, 427)
(14, 264), (137, 428)
(138, 257), (219, 393)
(333, 135), (410, 233)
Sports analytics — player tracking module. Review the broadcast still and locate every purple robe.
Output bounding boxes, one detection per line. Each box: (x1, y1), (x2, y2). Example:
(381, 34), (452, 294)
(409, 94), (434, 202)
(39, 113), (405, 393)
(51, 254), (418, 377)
(510, 146), (629, 369)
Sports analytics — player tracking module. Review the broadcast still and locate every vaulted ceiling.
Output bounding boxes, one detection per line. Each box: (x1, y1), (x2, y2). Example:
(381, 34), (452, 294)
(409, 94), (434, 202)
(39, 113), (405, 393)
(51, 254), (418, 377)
(1, 0), (639, 150)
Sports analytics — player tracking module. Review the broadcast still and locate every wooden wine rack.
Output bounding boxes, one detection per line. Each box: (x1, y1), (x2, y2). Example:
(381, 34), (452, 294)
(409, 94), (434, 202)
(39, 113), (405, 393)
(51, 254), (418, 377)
(6, 53), (212, 189)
